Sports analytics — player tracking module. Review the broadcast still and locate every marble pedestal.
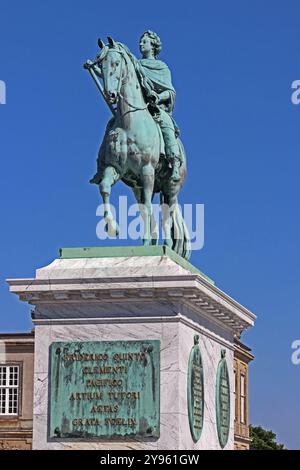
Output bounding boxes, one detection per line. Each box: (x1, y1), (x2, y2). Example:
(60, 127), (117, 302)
(8, 246), (255, 450)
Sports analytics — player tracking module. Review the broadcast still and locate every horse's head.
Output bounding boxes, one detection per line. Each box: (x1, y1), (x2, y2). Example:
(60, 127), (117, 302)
(98, 36), (126, 105)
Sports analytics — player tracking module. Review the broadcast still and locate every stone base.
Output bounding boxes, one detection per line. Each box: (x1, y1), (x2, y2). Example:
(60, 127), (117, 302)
(8, 246), (255, 450)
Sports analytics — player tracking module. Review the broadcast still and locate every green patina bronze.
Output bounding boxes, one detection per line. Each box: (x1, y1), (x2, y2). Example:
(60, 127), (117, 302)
(216, 349), (231, 448)
(187, 335), (204, 442)
(59, 245), (214, 284)
(49, 340), (160, 440)
(84, 31), (191, 260)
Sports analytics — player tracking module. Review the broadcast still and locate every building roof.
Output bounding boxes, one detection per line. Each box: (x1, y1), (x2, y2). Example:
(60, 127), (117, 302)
(0, 331), (34, 339)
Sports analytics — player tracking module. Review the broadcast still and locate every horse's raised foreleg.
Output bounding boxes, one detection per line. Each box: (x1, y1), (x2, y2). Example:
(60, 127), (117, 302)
(141, 163), (155, 246)
(99, 166), (120, 237)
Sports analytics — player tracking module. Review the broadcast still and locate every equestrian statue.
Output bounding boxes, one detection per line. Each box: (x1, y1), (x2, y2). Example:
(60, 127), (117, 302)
(84, 30), (191, 259)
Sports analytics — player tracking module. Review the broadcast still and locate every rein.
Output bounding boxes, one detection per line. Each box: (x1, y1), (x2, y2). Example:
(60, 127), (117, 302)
(118, 91), (148, 112)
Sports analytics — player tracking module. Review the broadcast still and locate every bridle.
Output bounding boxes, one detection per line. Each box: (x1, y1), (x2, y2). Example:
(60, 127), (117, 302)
(97, 46), (148, 112)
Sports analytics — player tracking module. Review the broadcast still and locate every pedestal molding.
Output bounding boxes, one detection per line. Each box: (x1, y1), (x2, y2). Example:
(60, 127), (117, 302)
(32, 314), (234, 350)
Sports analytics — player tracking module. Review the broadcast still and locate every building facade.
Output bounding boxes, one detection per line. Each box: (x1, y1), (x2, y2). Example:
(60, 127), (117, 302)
(0, 332), (34, 450)
(234, 339), (254, 450)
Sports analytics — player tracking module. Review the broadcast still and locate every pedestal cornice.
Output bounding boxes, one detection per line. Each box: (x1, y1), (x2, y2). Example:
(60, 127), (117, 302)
(7, 247), (256, 336)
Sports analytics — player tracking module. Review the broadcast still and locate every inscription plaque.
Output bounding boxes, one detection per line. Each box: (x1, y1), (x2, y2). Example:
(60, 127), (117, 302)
(216, 349), (230, 448)
(187, 335), (204, 442)
(49, 340), (160, 439)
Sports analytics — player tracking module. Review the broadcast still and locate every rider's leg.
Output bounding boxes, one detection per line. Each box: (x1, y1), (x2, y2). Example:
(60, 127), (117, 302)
(159, 112), (181, 182)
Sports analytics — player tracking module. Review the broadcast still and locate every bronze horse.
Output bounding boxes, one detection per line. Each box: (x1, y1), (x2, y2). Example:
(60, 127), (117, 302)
(86, 38), (190, 259)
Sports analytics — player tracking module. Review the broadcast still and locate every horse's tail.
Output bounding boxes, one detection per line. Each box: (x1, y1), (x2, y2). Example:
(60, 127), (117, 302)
(159, 139), (191, 259)
(170, 139), (191, 260)
(171, 204), (191, 260)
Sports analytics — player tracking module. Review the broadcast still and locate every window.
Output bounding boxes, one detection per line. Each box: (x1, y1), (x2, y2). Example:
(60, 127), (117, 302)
(234, 369), (238, 421)
(0, 365), (19, 415)
(240, 373), (246, 424)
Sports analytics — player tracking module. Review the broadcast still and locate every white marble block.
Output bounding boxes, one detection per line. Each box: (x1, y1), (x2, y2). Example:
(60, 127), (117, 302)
(7, 247), (255, 450)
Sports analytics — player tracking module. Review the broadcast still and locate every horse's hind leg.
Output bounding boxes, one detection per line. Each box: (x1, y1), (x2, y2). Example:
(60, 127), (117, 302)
(161, 193), (173, 249)
(99, 166), (119, 237)
(150, 212), (159, 245)
(162, 191), (180, 251)
(133, 187), (158, 245)
(141, 163), (155, 246)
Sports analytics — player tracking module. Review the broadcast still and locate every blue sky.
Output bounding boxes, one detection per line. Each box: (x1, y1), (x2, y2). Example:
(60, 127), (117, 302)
(1, 0), (299, 449)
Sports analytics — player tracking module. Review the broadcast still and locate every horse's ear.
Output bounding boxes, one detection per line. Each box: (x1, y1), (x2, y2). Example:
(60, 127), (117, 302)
(107, 36), (116, 48)
(98, 38), (105, 49)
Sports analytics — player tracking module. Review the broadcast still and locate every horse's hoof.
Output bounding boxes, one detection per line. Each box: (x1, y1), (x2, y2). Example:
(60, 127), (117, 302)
(107, 221), (119, 238)
(163, 239), (172, 248)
